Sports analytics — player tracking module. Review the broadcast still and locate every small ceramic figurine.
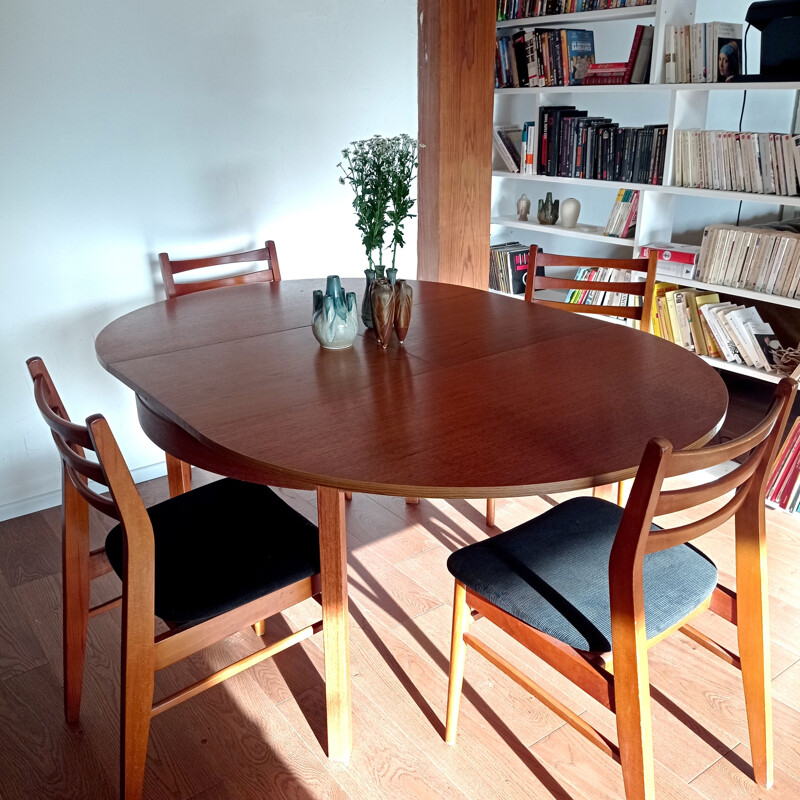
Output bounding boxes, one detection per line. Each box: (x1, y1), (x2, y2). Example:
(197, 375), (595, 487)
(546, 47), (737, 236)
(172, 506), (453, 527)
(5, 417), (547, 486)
(537, 192), (559, 225)
(312, 276), (359, 349)
(516, 193), (531, 222)
(560, 197), (581, 228)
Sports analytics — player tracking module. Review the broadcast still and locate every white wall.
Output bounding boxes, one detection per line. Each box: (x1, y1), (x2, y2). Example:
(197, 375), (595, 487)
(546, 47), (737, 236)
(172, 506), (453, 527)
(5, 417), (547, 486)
(1, 0), (418, 519)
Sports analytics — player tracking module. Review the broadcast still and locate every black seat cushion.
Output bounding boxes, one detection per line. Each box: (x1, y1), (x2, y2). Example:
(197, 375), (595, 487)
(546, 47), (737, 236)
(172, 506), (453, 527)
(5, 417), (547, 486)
(447, 496), (717, 652)
(105, 478), (320, 627)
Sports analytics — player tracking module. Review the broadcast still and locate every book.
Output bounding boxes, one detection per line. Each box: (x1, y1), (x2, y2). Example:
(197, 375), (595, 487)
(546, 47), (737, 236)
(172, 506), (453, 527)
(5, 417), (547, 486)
(694, 293), (723, 359)
(630, 25), (654, 84)
(565, 30), (595, 86)
(493, 125), (523, 172)
(711, 22), (743, 83)
(623, 25), (646, 85)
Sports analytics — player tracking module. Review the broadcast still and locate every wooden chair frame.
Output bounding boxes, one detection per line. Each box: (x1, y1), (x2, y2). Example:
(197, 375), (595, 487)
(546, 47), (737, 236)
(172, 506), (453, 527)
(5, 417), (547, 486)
(450, 377), (796, 799)
(485, 247), (658, 526)
(27, 357), (322, 800)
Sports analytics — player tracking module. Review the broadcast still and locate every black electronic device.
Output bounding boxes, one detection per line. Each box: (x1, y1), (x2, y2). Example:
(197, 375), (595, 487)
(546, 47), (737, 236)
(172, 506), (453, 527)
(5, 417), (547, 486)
(731, 0), (800, 82)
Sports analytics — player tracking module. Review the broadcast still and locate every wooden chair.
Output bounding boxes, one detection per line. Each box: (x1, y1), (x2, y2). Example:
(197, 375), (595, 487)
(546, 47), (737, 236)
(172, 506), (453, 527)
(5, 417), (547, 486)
(27, 356), (323, 800)
(485, 246), (658, 526)
(447, 376), (796, 799)
(158, 241), (282, 499)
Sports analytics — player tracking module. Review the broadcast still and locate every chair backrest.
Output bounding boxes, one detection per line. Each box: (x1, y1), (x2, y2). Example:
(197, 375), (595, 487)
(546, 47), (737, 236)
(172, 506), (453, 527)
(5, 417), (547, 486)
(525, 245), (658, 332)
(610, 377), (796, 605)
(26, 357), (154, 571)
(159, 240), (281, 299)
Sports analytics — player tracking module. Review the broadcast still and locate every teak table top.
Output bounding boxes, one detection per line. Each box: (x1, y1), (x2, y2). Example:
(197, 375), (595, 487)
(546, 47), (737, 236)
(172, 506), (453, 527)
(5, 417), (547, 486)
(95, 279), (728, 498)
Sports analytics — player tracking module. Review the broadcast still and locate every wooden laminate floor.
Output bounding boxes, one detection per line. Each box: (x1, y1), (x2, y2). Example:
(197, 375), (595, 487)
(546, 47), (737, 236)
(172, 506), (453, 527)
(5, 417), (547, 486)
(1, 471), (800, 799)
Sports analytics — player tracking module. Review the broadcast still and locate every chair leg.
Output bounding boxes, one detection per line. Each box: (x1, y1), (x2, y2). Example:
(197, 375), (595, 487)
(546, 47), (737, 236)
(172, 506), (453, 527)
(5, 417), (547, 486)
(344, 492), (353, 501)
(486, 498), (496, 527)
(736, 504), (773, 788)
(120, 605), (155, 800)
(165, 453), (191, 497)
(445, 581), (472, 745)
(252, 620), (266, 636)
(612, 626), (655, 799)
(593, 483), (616, 502)
(62, 480), (90, 725)
(405, 497), (419, 504)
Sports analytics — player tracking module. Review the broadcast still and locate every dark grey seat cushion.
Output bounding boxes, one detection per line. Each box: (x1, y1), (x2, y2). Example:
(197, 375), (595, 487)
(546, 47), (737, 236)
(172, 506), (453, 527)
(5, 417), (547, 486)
(447, 496), (717, 652)
(105, 478), (320, 627)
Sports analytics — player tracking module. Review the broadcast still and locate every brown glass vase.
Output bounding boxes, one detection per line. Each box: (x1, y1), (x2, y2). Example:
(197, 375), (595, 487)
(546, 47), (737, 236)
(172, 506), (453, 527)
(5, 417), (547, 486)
(370, 278), (396, 349)
(393, 280), (413, 344)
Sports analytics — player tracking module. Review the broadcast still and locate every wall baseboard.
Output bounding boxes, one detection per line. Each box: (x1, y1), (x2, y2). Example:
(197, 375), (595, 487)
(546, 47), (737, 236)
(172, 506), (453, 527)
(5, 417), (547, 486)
(0, 461), (168, 523)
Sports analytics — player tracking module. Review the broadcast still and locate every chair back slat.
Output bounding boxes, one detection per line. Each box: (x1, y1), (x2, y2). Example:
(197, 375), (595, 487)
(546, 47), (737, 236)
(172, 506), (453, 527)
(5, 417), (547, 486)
(655, 450), (763, 516)
(617, 378), (796, 558)
(159, 240), (281, 299)
(530, 299), (642, 320)
(51, 430), (107, 486)
(27, 357), (122, 525)
(65, 463), (123, 520)
(525, 245), (657, 332)
(646, 490), (748, 553)
(663, 397), (787, 477)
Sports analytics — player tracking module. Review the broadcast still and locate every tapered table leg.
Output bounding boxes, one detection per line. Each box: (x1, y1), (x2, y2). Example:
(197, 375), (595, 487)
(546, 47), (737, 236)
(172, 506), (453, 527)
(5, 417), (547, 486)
(317, 486), (352, 761)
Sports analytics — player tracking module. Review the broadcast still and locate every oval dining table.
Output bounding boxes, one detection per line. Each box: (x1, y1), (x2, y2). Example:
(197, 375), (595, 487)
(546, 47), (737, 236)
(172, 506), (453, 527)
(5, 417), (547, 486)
(95, 277), (728, 763)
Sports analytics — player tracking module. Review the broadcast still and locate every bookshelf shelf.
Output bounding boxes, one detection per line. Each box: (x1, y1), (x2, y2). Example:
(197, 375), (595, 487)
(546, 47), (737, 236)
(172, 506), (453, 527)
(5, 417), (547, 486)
(656, 274), (800, 310)
(496, 81), (800, 96)
(492, 171), (800, 207)
(698, 354), (784, 384)
(491, 215), (635, 246)
(495, 4), (658, 31)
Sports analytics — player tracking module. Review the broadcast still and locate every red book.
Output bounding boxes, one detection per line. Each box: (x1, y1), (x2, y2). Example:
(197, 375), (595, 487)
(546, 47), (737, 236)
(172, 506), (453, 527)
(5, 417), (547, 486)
(770, 424), (800, 504)
(623, 25), (645, 85)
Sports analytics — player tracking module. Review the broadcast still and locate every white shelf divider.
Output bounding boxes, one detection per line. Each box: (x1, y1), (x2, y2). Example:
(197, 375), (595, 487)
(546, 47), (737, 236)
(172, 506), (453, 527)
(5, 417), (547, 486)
(654, 274), (800, 309)
(698, 355), (783, 384)
(491, 216), (635, 246)
(496, 82), (800, 96)
(492, 171), (800, 207)
(495, 3), (658, 30)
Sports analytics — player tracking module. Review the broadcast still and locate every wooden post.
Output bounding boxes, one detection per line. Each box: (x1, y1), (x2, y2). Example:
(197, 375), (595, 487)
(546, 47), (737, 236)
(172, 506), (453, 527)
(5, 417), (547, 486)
(417, 0), (495, 288)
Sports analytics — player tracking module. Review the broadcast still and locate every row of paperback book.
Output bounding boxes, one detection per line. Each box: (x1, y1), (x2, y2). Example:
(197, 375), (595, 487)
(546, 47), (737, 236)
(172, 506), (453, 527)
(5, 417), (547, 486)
(664, 22), (743, 84)
(495, 28), (595, 88)
(496, 0), (655, 20)
(673, 129), (800, 197)
(649, 282), (786, 372)
(565, 267), (644, 309)
(536, 105), (668, 183)
(603, 189), (639, 237)
(489, 242), (528, 294)
(696, 224), (800, 299)
(766, 417), (800, 513)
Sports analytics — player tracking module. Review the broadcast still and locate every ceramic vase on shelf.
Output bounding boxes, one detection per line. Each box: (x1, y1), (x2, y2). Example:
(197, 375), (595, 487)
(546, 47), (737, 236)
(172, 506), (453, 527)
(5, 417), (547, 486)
(370, 278), (396, 349)
(361, 268), (377, 328)
(312, 275), (358, 350)
(393, 280), (413, 343)
(537, 192), (559, 225)
(560, 197), (581, 228)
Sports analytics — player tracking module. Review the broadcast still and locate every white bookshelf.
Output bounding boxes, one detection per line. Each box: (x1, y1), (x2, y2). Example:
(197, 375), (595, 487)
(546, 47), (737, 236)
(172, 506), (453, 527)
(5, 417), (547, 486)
(491, 0), (800, 385)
